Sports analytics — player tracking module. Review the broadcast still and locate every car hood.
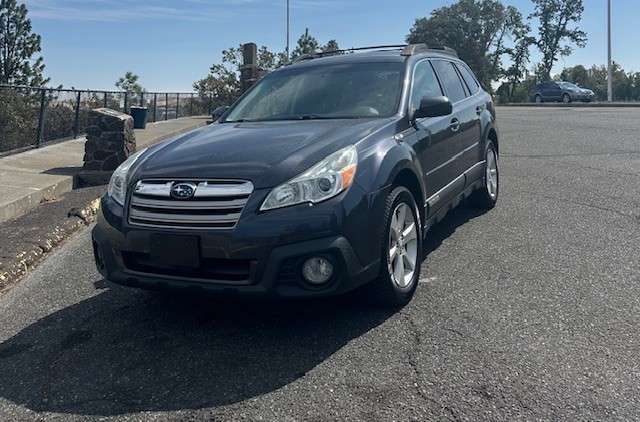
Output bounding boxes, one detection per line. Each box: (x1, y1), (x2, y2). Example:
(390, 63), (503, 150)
(130, 119), (392, 189)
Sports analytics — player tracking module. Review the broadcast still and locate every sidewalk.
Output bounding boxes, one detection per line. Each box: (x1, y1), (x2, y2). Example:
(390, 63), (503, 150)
(0, 116), (210, 224)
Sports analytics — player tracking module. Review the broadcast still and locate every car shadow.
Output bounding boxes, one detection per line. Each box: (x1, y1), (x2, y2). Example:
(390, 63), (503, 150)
(0, 285), (397, 416)
(422, 201), (487, 258)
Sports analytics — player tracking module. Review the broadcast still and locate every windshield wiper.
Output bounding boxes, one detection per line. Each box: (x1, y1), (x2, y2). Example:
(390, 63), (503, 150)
(222, 118), (253, 123)
(299, 114), (334, 120)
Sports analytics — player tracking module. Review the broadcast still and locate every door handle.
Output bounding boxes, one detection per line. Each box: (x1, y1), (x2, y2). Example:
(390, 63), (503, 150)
(476, 105), (484, 114)
(450, 118), (460, 132)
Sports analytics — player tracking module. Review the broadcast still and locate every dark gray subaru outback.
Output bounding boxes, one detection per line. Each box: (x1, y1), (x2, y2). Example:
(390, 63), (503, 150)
(92, 44), (499, 306)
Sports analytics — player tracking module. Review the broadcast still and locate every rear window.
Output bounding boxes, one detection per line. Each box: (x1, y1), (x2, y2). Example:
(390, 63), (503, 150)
(455, 63), (480, 95)
(433, 60), (467, 103)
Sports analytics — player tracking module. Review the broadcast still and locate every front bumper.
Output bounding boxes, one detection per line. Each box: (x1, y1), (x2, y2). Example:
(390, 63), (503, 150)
(569, 91), (595, 101)
(91, 184), (385, 299)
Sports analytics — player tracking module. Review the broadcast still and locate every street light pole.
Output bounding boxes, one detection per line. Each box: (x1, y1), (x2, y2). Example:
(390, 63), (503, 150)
(607, 0), (613, 102)
(286, 0), (290, 60)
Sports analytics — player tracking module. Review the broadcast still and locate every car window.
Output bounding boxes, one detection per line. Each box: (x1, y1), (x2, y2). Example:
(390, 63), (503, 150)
(409, 60), (443, 116)
(433, 60), (467, 103)
(558, 82), (579, 89)
(455, 63), (480, 95)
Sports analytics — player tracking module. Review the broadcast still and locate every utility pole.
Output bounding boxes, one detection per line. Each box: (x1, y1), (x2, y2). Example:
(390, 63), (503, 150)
(607, 0), (613, 102)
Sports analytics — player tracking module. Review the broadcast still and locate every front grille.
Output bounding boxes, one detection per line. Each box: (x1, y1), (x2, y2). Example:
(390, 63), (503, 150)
(128, 179), (253, 229)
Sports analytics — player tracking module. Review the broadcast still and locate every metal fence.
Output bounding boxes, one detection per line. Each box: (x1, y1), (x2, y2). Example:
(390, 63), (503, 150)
(0, 85), (235, 156)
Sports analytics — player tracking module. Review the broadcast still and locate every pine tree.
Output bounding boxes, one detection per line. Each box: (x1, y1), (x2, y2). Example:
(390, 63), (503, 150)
(290, 28), (319, 60)
(0, 0), (48, 86)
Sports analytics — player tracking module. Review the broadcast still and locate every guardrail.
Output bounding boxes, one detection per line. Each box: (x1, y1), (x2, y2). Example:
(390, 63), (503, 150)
(0, 85), (235, 156)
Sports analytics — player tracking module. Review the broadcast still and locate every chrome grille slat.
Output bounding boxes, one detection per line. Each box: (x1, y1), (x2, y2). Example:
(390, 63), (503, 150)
(131, 197), (248, 210)
(130, 210), (242, 223)
(128, 179), (253, 230)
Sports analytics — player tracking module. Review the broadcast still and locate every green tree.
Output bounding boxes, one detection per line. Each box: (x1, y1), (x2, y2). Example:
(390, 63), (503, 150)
(611, 62), (632, 100)
(530, 0), (587, 80)
(588, 64), (608, 101)
(0, 0), (48, 86)
(115, 71), (144, 92)
(406, 0), (531, 89)
(290, 28), (320, 60)
(193, 44), (288, 100)
(498, 7), (534, 101)
(630, 72), (640, 101)
(322, 39), (342, 55)
(559, 64), (590, 87)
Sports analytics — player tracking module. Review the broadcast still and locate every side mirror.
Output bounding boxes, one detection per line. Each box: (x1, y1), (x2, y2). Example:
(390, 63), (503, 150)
(413, 96), (452, 120)
(212, 106), (229, 121)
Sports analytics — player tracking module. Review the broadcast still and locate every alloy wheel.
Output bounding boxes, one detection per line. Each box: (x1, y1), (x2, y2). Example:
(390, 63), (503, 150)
(486, 148), (498, 200)
(388, 203), (418, 288)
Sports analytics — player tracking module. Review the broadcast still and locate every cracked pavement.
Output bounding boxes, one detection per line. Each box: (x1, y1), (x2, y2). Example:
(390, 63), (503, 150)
(0, 107), (638, 420)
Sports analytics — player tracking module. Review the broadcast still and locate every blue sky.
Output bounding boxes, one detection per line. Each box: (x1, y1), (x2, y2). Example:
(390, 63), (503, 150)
(21, 0), (640, 92)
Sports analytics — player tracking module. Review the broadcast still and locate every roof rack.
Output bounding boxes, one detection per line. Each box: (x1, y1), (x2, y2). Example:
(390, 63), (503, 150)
(291, 44), (458, 64)
(292, 44), (407, 63)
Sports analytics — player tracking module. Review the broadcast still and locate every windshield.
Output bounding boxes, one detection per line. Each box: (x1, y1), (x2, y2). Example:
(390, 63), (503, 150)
(223, 61), (404, 122)
(558, 82), (580, 89)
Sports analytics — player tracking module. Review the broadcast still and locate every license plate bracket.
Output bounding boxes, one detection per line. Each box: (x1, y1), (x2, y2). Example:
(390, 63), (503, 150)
(149, 234), (200, 268)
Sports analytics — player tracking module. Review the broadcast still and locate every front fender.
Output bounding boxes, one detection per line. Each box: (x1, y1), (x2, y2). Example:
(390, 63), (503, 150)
(355, 134), (425, 197)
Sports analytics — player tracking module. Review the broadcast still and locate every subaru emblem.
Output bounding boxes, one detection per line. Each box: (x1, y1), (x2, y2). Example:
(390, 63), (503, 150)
(170, 182), (197, 199)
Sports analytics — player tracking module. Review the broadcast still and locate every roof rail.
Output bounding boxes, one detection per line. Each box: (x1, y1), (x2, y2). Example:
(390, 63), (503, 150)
(290, 44), (458, 64)
(401, 44), (458, 58)
(291, 44), (407, 63)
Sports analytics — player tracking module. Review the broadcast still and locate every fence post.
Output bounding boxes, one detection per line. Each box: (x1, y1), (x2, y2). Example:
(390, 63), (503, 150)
(140, 92), (144, 107)
(153, 93), (157, 123)
(36, 89), (47, 148)
(176, 93), (180, 118)
(73, 91), (81, 139)
(165, 93), (168, 121)
(103, 92), (108, 108)
(124, 92), (128, 113)
(208, 94), (213, 115)
(189, 93), (194, 116)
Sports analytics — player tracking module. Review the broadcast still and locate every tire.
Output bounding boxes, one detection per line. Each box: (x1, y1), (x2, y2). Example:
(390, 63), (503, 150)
(366, 186), (422, 307)
(562, 93), (571, 103)
(468, 141), (499, 209)
(534, 94), (542, 103)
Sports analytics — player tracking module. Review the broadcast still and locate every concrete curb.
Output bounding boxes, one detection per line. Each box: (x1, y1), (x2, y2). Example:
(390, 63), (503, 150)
(0, 197), (101, 297)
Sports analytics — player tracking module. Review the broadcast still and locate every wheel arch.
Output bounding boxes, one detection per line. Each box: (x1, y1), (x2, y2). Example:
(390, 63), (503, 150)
(487, 127), (499, 156)
(392, 168), (424, 228)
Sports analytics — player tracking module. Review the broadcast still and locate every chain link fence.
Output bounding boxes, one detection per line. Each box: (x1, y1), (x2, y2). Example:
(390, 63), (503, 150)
(0, 85), (235, 156)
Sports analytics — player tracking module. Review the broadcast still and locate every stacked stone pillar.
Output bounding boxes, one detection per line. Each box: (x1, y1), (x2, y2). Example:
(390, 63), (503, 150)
(79, 108), (136, 186)
(240, 43), (259, 93)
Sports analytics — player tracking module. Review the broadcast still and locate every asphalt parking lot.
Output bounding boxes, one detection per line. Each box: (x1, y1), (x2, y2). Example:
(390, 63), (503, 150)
(0, 106), (638, 421)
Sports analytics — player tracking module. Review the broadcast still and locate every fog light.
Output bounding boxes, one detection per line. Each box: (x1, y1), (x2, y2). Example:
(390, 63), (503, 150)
(301, 256), (334, 284)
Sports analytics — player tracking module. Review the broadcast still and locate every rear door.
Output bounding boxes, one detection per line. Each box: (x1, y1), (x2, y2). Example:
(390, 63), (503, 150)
(432, 60), (476, 184)
(452, 62), (483, 176)
(543, 82), (562, 101)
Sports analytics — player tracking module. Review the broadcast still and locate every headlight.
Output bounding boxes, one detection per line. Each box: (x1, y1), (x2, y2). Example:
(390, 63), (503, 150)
(260, 145), (357, 211)
(107, 148), (147, 206)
